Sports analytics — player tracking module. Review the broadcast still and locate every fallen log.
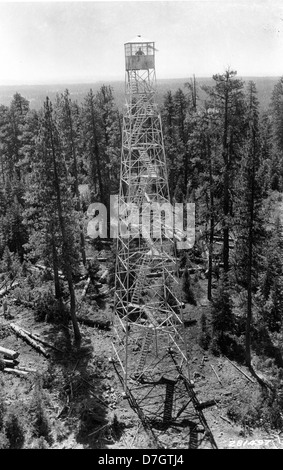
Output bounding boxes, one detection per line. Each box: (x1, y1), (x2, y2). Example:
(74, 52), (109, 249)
(9, 324), (50, 358)
(210, 364), (222, 385)
(4, 367), (28, 377)
(0, 346), (19, 360)
(14, 326), (64, 354)
(76, 315), (111, 330)
(224, 356), (255, 383)
(16, 365), (37, 373)
(220, 415), (233, 425)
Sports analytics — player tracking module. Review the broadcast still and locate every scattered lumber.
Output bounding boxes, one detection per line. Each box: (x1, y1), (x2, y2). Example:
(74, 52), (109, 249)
(9, 323), (50, 358)
(4, 367), (28, 377)
(0, 346), (19, 360)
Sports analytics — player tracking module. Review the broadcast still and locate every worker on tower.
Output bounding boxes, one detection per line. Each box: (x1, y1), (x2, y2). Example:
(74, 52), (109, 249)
(135, 47), (144, 55)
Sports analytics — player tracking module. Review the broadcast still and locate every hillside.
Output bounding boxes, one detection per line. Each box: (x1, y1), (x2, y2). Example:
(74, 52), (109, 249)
(1, 241), (283, 449)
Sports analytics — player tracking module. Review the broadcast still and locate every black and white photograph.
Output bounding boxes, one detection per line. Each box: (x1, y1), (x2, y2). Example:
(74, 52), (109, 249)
(0, 0), (283, 453)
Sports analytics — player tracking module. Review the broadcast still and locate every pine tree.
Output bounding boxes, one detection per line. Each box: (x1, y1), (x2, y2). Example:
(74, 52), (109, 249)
(270, 77), (283, 153)
(24, 98), (81, 342)
(269, 77), (283, 190)
(203, 70), (246, 273)
(233, 81), (264, 367)
(257, 217), (283, 333)
(55, 89), (86, 265)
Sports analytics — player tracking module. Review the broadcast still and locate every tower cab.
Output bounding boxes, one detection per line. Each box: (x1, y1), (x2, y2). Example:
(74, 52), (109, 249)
(125, 35), (155, 71)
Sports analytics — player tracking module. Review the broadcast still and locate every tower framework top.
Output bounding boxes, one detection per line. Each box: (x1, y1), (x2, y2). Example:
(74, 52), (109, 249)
(124, 35), (155, 71)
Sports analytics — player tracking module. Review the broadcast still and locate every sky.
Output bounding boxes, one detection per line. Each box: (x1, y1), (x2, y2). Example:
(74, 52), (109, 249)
(0, 0), (283, 85)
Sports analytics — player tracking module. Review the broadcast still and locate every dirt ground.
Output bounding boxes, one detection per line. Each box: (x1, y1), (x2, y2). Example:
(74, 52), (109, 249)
(0, 262), (282, 450)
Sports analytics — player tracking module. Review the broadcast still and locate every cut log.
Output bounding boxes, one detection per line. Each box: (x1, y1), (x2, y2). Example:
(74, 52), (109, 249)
(0, 358), (16, 367)
(9, 324), (50, 358)
(0, 346), (19, 359)
(76, 315), (111, 330)
(4, 367), (28, 377)
(0, 357), (16, 371)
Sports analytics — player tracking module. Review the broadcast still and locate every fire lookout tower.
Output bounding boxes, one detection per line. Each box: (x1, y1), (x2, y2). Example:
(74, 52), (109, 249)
(112, 36), (217, 449)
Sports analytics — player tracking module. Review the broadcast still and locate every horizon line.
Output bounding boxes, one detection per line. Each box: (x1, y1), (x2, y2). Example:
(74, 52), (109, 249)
(0, 74), (282, 88)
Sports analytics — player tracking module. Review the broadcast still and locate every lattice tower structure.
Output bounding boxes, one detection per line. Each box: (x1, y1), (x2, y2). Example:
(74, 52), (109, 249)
(112, 36), (217, 449)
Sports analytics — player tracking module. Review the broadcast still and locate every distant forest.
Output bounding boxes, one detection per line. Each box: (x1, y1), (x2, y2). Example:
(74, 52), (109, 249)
(1, 69), (283, 376)
(0, 76), (279, 112)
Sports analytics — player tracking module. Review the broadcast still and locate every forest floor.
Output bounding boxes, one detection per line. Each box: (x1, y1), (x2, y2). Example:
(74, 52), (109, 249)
(0, 250), (283, 450)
